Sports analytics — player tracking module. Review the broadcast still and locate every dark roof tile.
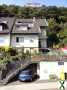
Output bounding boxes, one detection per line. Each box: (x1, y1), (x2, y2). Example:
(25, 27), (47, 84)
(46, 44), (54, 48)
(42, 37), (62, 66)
(12, 18), (47, 34)
(0, 17), (15, 33)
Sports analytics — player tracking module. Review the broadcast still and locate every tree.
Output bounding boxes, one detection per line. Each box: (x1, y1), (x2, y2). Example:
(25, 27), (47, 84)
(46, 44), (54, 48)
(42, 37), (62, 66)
(48, 18), (60, 47)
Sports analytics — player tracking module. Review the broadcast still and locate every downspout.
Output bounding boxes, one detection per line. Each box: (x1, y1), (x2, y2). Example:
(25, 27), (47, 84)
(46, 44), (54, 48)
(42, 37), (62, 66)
(10, 17), (16, 47)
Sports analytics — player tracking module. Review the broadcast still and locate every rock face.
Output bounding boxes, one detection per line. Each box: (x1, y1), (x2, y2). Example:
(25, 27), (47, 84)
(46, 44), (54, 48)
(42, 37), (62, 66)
(0, 59), (31, 85)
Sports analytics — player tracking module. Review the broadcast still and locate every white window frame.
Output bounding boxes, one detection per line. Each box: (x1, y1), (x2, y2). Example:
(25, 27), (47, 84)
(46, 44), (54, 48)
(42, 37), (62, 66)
(19, 37), (24, 42)
(0, 25), (2, 31)
(16, 37), (24, 43)
(17, 25), (27, 31)
(30, 39), (34, 43)
(28, 23), (33, 27)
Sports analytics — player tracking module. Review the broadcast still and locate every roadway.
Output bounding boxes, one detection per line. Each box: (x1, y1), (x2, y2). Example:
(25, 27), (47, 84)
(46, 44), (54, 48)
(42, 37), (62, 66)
(0, 80), (63, 90)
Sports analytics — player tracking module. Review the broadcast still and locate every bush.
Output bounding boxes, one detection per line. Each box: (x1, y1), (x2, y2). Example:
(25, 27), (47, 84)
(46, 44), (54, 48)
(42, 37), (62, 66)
(5, 47), (17, 56)
(0, 47), (5, 53)
(0, 56), (9, 65)
(49, 74), (58, 80)
(10, 56), (19, 61)
(25, 50), (31, 58)
(18, 48), (31, 60)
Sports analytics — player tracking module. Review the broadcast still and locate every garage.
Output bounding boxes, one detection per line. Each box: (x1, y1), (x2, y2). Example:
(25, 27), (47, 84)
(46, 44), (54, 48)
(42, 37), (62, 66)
(37, 61), (67, 80)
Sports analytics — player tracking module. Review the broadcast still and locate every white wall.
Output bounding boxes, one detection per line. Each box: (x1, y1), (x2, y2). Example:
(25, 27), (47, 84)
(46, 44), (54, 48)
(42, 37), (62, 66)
(11, 35), (39, 52)
(38, 61), (67, 80)
(0, 35), (10, 47)
(64, 62), (67, 72)
(11, 35), (39, 53)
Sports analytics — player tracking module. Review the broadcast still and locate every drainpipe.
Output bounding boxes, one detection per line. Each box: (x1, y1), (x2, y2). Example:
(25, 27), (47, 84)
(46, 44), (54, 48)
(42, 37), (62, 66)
(10, 17), (16, 47)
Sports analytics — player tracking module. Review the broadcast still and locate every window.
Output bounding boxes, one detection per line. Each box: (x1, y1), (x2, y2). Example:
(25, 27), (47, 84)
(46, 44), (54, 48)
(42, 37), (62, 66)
(3, 24), (8, 30)
(30, 39), (34, 43)
(41, 30), (46, 36)
(16, 37), (19, 43)
(16, 37), (24, 43)
(19, 37), (24, 42)
(0, 23), (8, 30)
(0, 25), (2, 31)
(17, 25), (27, 31)
(28, 23), (33, 28)
(2, 21), (7, 24)
(58, 61), (64, 65)
(40, 26), (45, 29)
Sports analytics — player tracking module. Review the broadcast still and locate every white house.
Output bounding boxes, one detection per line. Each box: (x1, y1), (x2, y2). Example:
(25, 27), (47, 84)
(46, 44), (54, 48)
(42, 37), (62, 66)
(0, 17), (15, 47)
(11, 35), (39, 53)
(11, 18), (48, 53)
(0, 16), (67, 81)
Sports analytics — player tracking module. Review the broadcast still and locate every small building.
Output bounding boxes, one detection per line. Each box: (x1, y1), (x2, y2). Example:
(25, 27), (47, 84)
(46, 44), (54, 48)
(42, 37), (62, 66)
(32, 55), (67, 80)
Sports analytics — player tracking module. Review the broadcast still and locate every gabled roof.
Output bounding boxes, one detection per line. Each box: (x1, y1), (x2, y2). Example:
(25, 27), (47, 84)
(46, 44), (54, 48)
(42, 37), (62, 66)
(12, 18), (48, 34)
(15, 18), (48, 26)
(0, 17), (48, 34)
(0, 17), (15, 34)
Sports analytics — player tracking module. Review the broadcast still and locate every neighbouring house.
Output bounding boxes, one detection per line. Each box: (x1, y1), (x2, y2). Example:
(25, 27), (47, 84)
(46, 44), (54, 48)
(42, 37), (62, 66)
(0, 16), (48, 52)
(11, 18), (39, 53)
(0, 17), (15, 47)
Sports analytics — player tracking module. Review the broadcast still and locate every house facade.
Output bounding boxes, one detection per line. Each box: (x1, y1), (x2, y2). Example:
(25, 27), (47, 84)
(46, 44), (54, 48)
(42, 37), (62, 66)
(0, 16), (48, 52)
(0, 17), (15, 47)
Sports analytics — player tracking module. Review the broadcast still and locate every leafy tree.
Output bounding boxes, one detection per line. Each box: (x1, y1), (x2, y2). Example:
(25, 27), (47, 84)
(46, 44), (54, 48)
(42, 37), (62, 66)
(48, 18), (60, 47)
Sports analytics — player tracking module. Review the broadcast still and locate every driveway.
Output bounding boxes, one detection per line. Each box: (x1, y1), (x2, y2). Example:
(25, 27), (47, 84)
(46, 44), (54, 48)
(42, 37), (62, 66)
(0, 80), (67, 90)
(0, 80), (58, 90)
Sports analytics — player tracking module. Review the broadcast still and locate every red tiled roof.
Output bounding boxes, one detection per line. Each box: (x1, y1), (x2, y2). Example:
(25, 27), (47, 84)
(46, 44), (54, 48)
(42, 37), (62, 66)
(31, 55), (67, 62)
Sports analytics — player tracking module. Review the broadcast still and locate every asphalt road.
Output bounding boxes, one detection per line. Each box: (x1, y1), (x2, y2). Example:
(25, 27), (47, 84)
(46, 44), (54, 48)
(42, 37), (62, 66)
(0, 80), (67, 90)
(0, 80), (58, 90)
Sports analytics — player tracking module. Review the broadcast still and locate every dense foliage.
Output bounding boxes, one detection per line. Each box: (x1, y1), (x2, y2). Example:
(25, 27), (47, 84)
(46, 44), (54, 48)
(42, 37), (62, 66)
(0, 5), (67, 47)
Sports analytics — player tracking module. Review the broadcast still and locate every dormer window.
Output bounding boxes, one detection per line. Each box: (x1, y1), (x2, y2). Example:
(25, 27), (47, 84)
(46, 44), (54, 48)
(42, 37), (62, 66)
(0, 22), (8, 30)
(16, 21), (28, 31)
(17, 25), (28, 31)
(0, 25), (2, 31)
(2, 21), (8, 24)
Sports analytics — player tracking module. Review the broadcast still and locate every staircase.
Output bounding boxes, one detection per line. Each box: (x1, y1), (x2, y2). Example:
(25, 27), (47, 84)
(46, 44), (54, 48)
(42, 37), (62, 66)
(0, 59), (31, 85)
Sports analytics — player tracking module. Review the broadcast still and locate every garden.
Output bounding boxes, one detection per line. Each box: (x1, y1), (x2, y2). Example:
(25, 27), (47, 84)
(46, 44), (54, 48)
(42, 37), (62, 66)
(0, 47), (31, 84)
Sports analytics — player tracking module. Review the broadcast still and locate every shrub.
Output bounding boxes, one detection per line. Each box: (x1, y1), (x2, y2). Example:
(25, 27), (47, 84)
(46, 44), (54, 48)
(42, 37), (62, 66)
(5, 47), (17, 56)
(10, 56), (19, 62)
(0, 47), (5, 53)
(18, 48), (30, 59)
(25, 50), (31, 58)
(49, 74), (58, 80)
(0, 56), (9, 65)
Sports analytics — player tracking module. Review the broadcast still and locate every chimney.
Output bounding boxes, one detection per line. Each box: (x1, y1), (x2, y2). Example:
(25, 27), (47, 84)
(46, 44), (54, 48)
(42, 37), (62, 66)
(33, 17), (36, 22)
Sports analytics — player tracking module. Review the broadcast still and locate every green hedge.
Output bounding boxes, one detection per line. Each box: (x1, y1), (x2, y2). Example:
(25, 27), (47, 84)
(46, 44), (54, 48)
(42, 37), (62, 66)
(49, 74), (58, 80)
